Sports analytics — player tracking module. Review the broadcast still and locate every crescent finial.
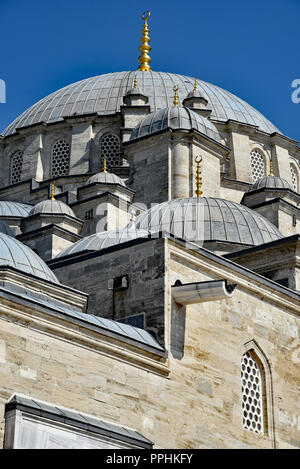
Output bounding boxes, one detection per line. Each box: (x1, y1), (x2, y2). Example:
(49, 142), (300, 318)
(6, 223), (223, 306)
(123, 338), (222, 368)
(173, 85), (179, 107)
(138, 11), (152, 71)
(142, 10), (150, 21)
(195, 156), (203, 198)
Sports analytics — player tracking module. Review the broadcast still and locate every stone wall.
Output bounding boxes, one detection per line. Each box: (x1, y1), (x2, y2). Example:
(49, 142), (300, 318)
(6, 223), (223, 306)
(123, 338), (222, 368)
(126, 135), (171, 207)
(72, 196), (131, 236)
(0, 238), (299, 448)
(166, 243), (300, 449)
(52, 238), (167, 344)
(224, 237), (300, 291)
(0, 313), (170, 448)
(0, 115), (123, 188)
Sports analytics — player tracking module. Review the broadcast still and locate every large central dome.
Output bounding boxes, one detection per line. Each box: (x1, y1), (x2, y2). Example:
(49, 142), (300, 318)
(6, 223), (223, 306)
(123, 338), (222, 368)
(2, 71), (280, 137)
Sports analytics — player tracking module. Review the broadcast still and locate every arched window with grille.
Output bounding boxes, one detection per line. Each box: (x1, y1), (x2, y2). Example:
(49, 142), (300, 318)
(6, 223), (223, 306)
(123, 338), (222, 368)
(10, 150), (23, 184)
(241, 350), (267, 435)
(290, 163), (299, 192)
(51, 139), (70, 178)
(250, 149), (266, 182)
(100, 133), (121, 171)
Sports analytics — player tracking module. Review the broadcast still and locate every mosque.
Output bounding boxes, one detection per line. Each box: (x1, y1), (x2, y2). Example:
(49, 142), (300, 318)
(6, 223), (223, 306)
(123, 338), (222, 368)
(0, 12), (299, 449)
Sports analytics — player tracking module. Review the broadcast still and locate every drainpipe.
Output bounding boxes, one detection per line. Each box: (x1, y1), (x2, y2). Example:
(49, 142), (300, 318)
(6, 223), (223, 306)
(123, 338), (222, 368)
(172, 279), (236, 305)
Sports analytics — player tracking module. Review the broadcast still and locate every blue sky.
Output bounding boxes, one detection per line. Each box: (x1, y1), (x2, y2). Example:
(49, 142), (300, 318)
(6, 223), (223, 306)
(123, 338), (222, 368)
(0, 0), (299, 140)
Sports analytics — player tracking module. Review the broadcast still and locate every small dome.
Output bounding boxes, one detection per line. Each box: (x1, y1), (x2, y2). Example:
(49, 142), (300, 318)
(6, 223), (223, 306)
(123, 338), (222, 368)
(29, 199), (75, 218)
(86, 171), (126, 186)
(130, 106), (222, 143)
(249, 176), (292, 192)
(123, 83), (149, 106)
(56, 227), (151, 258)
(124, 86), (146, 97)
(0, 220), (15, 237)
(0, 201), (32, 218)
(185, 89), (203, 99)
(0, 232), (58, 283)
(135, 197), (282, 246)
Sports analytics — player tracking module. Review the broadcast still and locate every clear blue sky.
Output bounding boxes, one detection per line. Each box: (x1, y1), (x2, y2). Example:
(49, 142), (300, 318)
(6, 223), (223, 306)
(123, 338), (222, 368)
(0, 0), (299, 141)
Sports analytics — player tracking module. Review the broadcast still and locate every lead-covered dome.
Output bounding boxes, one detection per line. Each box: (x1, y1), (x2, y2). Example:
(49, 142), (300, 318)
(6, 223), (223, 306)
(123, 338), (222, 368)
(56, 226), (151, 258)
(0, 232), (58, 282)
(0, 220), (15, 237)
(29, 199), (75, 218)
(130, 106), (222, 143)
(86, 171), (126, 186)
(135, 197), (282, 246)
(0, 201), (32, 217)
(2, 71), (280, 137)
(249, 175), (292, 192)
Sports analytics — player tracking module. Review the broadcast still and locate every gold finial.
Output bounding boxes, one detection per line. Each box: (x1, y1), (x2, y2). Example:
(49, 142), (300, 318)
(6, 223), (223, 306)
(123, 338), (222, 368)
(194, 79), (198, 91)
(133, 75), (138, 88)
(103, 157), (107, 173)
(173, 85), (179, 107)
(195, 156), (203, 198)
(50, 180), (55, 200)
(138, 11), (151, 72)
(269, 159), (274, 176)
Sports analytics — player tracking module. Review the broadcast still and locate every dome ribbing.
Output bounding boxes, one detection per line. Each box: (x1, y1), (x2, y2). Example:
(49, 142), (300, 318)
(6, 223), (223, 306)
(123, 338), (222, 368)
(0, 232), (59, 283)
(135, 197), (283, 246)
(2, 71), (280, 137)
(130, 106), (222, 142)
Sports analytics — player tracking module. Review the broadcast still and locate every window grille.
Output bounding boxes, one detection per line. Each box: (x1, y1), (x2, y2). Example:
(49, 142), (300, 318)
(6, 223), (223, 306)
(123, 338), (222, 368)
(250, 149), (265, 182)
(51, 140), (70, 177)
(10, 151), (23, 184)
(290, 164), (298, 192)
(100, 133), (121, 170)
(85, 209), (93, 220)
(241, 351), (264, 435)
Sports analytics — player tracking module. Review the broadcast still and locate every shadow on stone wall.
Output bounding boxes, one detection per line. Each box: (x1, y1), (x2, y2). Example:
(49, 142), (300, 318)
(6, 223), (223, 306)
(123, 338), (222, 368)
(170, 298), (186, 360)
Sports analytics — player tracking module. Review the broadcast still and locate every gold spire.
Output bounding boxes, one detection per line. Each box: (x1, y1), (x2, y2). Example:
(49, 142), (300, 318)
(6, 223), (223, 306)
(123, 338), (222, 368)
(195, 156), (203, 198)
(138, 11), (151, 72)
(194, 79), (198, 91)
(133, 75), (138, 89)
(269, 159), (274, 176)
(173, 85), (179, 107)
(50, 180), (55, 200)
(103, 157), (107, 173)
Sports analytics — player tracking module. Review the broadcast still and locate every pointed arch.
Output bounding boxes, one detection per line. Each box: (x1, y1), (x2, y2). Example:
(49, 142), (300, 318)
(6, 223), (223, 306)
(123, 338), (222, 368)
(241, 340), (276, 447)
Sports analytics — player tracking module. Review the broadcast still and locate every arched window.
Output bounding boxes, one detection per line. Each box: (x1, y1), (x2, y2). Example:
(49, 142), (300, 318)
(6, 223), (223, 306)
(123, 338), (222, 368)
(250, 149), (266, 182)
(290, 163), (299, 192)
(100, 133), (121, 170)
(241, 351), (266, 435)
(51, 139), (70, 178)
(10, 150), (23, 184)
